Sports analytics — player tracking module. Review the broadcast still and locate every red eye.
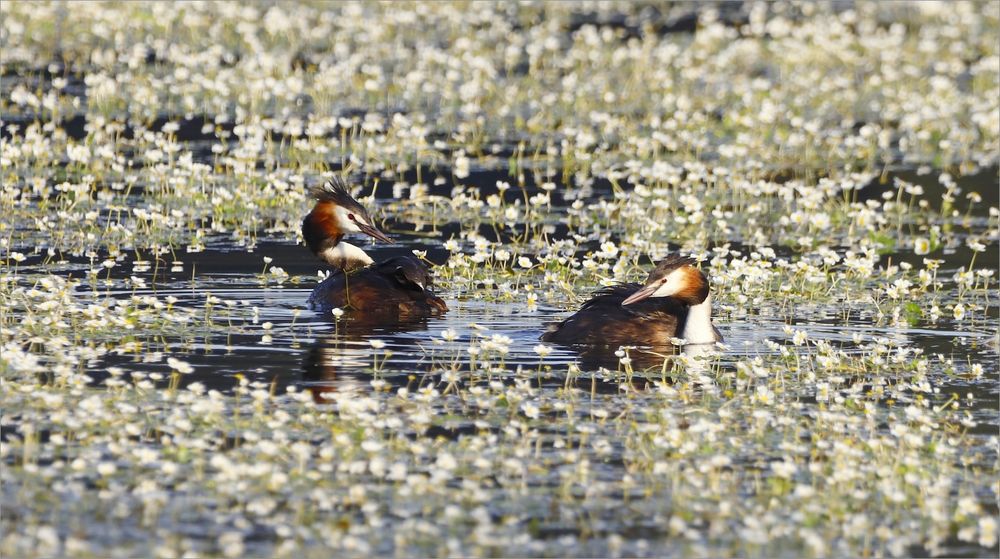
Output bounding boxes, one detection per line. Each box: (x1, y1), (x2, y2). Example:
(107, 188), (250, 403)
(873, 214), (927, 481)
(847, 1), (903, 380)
(348, 213), (356, 221)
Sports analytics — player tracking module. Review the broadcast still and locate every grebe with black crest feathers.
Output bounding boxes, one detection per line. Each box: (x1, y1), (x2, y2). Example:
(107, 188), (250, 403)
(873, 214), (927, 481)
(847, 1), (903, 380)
(302, 178), (447, 318)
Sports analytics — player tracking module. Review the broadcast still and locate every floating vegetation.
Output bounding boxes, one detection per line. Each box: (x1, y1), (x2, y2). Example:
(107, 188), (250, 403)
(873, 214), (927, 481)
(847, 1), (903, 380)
(1, 2), (997, 557)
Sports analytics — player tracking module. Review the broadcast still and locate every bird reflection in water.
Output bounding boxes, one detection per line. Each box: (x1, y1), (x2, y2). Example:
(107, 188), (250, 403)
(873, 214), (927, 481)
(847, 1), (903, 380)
(302, 323), (723, 404)
(568, 342), (721, 388)
(302, 314), (435, 403)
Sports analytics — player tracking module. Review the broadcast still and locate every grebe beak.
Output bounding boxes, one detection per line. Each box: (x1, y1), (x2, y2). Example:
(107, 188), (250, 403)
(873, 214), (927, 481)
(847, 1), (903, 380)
(358, 222), (392, 243)
(621, 282), (659, 306)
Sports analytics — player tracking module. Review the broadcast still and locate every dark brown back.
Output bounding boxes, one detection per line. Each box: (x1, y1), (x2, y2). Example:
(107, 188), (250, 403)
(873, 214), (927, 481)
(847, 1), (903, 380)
(541, 284), (687, 346)
(308, 256), (447, 319)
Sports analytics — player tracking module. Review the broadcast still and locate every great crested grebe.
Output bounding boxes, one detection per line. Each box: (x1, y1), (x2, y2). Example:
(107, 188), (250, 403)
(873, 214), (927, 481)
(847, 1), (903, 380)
(541, 254), (721, 346)
(302, 178), (447, 317)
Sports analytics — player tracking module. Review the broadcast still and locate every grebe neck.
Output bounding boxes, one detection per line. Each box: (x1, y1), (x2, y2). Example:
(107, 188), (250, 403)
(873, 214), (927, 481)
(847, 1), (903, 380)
(682, 294), (720, 345)
(318, 238), (373, 272)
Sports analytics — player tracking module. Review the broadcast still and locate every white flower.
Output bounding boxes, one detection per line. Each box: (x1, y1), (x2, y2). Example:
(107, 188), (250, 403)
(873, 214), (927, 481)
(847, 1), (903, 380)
(518, 256), (533, 268)
(533, 344), (553, 358)
(979, 515), (997, 548)
(436, 452), (457, 471)
(521, 402), (540, 419)
(331, 308), (344, 319)
(792, 330), (808, 346)
(953, 304), (965, 321)
(218, 532), (244, 559)
(772, 460), (797, 479)
(369, 339), (386, 349)
(454, 155), (470, 179)
(166, 357), (194, 374)
(913, 237), (930, 255)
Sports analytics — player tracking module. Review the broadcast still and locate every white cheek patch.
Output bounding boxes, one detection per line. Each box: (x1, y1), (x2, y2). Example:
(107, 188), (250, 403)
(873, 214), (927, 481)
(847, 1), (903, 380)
(334, 206), (366, 233)
(651, 269), (687, 298)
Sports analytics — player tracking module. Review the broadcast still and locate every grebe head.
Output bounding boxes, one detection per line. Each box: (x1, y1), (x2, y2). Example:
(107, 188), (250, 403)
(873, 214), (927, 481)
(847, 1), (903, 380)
(306, 177), (391, 242)
(377, 257), (434, 291)
(621, 255), (710, 306)
(303, 177), (391, 270)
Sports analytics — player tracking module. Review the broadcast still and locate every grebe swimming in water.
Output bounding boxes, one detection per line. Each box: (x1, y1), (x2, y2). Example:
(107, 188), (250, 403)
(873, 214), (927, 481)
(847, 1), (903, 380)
(302, 178), (447, 318)
(541, 254), (721, 346)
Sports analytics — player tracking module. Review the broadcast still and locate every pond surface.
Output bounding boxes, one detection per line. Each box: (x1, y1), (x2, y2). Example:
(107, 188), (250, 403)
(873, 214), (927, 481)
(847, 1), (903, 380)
(2, 2), (998, 558)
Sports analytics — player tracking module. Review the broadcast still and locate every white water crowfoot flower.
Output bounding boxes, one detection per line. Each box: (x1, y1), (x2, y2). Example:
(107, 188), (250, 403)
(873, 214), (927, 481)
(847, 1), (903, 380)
(525, 291), (538, 311)
(953, 304), (966, 321)
(978, 517), (998, 548)
(792, 330), (808, 346)
(782, 325), (808, 346)
(533, 344), (553, 358)
(521, 402), (540, 419)
(166, 357), (193, 374)
(966, 239), (986, 253)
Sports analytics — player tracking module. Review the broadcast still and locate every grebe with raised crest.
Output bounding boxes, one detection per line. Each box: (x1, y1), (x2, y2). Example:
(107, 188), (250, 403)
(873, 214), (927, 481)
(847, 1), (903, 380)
(302, 178), (447, 318)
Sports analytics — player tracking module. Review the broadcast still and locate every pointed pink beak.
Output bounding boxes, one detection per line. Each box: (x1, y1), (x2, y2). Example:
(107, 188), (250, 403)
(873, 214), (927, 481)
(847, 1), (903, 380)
(622, 283), (659, 306)
(358, 222), (392, 243)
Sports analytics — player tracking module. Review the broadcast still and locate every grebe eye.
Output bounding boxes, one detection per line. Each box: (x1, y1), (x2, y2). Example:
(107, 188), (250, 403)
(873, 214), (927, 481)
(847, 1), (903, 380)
(348, 213), (356, 221)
